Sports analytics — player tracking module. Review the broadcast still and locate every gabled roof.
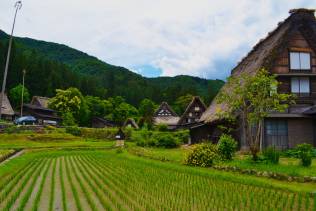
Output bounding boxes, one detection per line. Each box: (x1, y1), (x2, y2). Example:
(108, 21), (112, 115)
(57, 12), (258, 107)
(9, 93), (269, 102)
(200, 8), (316, 123)
(92, 117), (116, 126)
(31, 96), (50, 108)
(153, 102), (178, 117)
(123, 118), (139, 129)
(1, 94), (14, 116)
(178, 96), (206, 124)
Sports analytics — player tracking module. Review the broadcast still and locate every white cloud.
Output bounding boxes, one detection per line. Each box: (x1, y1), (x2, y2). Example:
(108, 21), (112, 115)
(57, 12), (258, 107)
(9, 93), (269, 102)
(0, 0), (315, 79)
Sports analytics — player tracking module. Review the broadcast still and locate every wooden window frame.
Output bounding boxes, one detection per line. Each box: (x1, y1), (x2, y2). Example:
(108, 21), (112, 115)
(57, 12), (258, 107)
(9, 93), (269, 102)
(288, 51), (312, 72)
(290, 77), (311, 97)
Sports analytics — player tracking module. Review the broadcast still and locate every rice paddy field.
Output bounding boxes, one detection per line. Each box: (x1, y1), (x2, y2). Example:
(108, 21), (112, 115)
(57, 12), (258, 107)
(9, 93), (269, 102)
(0, 149), (15, 161)
(0, 149), (315, 211)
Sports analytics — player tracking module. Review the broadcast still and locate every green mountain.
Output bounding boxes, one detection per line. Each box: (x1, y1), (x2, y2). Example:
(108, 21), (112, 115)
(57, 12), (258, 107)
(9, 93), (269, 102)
(0, 30), (224, 106)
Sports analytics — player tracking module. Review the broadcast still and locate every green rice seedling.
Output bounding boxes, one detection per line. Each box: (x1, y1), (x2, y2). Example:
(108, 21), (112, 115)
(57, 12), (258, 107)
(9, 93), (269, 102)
(73, 156), (114, 211)
(68, 156), (97, 211)
(49, 159), (57, 211)
(64, 156), (83, 211)
(59, 158), (67, 211)
(31, 159), (53, 211)
(3, 159), (46, 211)
(17, 159), (50, 211)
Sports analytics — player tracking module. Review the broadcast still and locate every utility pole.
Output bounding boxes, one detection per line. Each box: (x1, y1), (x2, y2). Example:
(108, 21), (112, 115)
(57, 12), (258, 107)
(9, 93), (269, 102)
(20, 69), (26, 117)
(0, 1), (22, 119)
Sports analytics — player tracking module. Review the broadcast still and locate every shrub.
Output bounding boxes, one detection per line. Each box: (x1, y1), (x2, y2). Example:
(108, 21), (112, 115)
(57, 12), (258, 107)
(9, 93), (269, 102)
(155, 124), (168, 132)
(65, 126), (81, 136)
(185, 143), (220, 167)
(262, 146), (280, 164)
(155, 133), (180, 148)
(295, 143), (313, 167)
(217, 134), (237, 160)
(116, 147), (124, 154)
(174, 130), (190, 144)
(132, 129), (183, 148)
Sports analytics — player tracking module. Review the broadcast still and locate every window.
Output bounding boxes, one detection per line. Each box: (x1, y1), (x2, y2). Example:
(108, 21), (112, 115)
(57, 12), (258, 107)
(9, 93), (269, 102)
(291, 77), (310, 94)
(194, 106), (200, 111)
(264, 120), (288, 150)
(290, 52), (311, 70)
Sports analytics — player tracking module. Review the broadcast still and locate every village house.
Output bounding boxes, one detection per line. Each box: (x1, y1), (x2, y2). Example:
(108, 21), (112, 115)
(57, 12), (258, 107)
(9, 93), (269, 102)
(177, 96), (207, 128)
(123, 118), (139, 129)
(191, 9), (316, 149)
(0, 94), (14, 121)
(23, 96), (61, 125)
(91, 117), (116, 128)
(153, 102), (179, 129)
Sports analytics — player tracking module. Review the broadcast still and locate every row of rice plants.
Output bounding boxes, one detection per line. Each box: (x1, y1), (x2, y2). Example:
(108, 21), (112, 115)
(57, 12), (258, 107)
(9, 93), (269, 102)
(0, 150), (315, 210)
(1, 159), (47, 211)
(85, 152), (315, 210)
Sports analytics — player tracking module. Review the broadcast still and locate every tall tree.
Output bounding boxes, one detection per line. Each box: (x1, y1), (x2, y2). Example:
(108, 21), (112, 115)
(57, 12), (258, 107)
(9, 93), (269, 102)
(9, 84), (30, 108)
(49, 87), (89, 126)
(217, 69), (294, 160)
(139, 98), (157, 127)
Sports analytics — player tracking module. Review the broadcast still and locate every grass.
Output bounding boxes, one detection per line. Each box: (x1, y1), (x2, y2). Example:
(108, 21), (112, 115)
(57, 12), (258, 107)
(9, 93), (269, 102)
(0, 133), (116, 149)
(225, 154), (316, 177)
(129, 146), (316, 178)
(0, 149), (315, 210)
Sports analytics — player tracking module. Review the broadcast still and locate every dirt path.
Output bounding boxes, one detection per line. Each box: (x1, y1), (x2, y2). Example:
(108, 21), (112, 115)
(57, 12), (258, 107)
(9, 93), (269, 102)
(0, 149), (24, 166)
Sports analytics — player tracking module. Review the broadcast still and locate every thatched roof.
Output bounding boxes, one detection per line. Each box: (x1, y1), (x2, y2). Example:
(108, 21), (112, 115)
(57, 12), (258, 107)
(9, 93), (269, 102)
(178, 96), (206, 124)
(153, 101), (180, 126)
(31, 96), (50, 108)
(153, 101), (178, 117)
(153, 116), (180, 126)
(123, 118), (139, 129)
(1, 93), (14, 116)
(200, 8), (316, 123)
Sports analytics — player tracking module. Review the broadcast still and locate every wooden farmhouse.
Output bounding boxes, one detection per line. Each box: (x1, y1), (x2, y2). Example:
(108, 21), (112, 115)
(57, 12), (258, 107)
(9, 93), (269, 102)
(91, 117), (116, 128)
(191, 9), (316, 149)
(23, 96), (61, 125)
(177, 96), (207, 128)
(153, 102), (179, 129)
(123, 118), (139, 129)
(0, 94), (14, 121)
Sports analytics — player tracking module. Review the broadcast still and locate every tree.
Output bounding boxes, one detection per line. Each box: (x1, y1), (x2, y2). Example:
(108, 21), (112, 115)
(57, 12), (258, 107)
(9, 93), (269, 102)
(105, 96), (138, 125)
(85, 96), (112, 118)
(138, 98), (156, 127)
(49, 87), (89, 126)
(9, 84), (30, 108)
(217, 69), (294, 160)
(173, 94), (193, 115)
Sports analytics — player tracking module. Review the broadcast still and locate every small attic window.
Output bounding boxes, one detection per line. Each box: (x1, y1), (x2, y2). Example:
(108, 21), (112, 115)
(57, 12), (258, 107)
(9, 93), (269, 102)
(290, 52), (311, 70)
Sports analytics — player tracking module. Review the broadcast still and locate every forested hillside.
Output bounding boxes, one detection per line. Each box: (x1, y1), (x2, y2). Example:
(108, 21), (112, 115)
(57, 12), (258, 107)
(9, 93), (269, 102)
(0, 30), (224, 106)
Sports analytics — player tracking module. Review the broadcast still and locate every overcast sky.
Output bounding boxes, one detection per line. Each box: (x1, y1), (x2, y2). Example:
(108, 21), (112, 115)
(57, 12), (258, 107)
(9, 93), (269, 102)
(0, 0), (315, 79)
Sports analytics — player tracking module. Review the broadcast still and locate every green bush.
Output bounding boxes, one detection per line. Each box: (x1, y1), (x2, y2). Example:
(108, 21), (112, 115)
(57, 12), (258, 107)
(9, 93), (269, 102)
(155, 133), (180, 148)
(217, 134), (237, 160)
(65, 126), (81, 136)
(295, 143), (313, 167)
(262, 146), (280, 164)
(80, 128), (118, 140)
(185, 143), (220, 167)
(174, 130), (190, 144)
(155, 124), (168, 131)
(132, 129), (184, 148)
